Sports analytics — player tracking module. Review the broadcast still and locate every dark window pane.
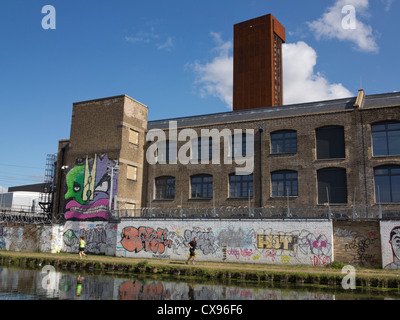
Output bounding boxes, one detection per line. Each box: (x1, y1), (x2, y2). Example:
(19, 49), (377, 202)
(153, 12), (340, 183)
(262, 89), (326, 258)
(371, 122), (400, 156)
(393, 176), (400, 202)
(191, 174), (213, 199)
(229, 174), (253, 198)
(155, 176), (175, 200)
(375, 176), (391, 203)
(316, 126), (345, 159)
(374, 165), (400, 203)
(271, 130), (297, 154)
(372, 132), (388, 156)
(317, 168), (347, 204)
(372, 124), (386, 132)
(271, 170), (298, 197)
(388, 131), (400, 155)
(388, 122), (400, 130)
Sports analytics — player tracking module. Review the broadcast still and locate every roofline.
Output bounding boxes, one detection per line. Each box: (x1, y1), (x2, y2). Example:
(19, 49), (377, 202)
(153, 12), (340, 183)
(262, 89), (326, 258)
(148, 91), (400, 127)
(73, 94), (148, 109)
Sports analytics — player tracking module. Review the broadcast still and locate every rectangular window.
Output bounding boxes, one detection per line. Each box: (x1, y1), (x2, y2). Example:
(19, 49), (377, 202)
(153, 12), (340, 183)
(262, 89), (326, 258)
(372, 122), (400, 156)
(129, 129), (139, 145)
(374, 166), (400, 203)
(191, 175), (213, 199)
(316, 126), (345, 159)
(317, 168), (347, 204)
(127, 165), (138, 181)
(271, 171), (298, 197)
(271, 130), (297, 153)
(155, 176), (175, 200)
(229, 174), (253, 198)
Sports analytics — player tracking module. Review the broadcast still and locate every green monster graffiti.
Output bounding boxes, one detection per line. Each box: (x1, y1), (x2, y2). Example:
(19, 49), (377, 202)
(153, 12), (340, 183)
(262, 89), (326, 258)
(64, 154), (118, 221)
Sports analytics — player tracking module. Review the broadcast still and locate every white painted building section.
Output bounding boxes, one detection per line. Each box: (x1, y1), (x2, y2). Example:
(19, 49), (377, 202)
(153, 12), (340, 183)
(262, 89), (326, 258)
(0, 191), (41, 212)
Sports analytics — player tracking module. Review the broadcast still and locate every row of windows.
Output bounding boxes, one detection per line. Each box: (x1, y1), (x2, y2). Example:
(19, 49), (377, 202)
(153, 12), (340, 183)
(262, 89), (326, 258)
(156, 133), (253, 163)
(155, 174), (253, 200)
(155, 121), (400, 162)
(154, 165), (400, 203)
(273, 121), (400, 158)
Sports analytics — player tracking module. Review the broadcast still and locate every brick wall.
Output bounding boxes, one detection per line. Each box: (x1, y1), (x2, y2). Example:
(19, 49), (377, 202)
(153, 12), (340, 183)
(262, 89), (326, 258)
(333, 220), (381, 268)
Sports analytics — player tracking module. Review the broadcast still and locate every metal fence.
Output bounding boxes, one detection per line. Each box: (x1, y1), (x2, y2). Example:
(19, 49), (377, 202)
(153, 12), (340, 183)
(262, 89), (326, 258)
(1, 204), (399, 225)
(0, 210), (54, 225)
(112, 204), (400, 220)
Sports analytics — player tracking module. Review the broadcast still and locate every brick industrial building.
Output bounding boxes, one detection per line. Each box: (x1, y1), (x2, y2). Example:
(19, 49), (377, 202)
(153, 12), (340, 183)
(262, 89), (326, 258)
(51, 14), (400, 221)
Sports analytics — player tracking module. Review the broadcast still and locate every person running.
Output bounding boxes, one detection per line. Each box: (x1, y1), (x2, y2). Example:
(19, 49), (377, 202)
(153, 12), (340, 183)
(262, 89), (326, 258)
(185, 237), (197, 265)
(79, 236), (87, 259)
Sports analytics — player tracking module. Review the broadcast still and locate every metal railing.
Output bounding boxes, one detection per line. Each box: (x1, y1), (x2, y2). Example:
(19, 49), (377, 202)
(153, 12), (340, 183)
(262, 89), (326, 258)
(0, 210), (53, 225)
(1, 204), (398, 225)
(112, 204), (400, 220)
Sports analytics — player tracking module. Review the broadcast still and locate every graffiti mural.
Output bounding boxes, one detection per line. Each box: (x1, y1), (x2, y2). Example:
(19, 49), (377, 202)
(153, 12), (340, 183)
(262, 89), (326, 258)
(216, 227), (255, 248)
(62, 222), (117, 255)
(183, 228), (217, 255)
(64, 154), (118, 221)
(384, 226), (400, 269)
(115, 221), (334, 266)
(256, 233), (299, 252)
(120, 226), (173, 254)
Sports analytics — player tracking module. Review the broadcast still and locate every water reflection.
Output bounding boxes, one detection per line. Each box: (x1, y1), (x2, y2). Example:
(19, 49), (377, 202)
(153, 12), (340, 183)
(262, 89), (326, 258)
(0, 266), (399, 300)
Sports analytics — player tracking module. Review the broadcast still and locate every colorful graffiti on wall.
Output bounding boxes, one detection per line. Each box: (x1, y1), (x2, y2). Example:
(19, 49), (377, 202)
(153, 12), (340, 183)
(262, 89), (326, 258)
(115, 222), (333, 266)
(120, 226), (173, 254)
(64, 154), (118, 221)
(62, 222), (118, 255)
(384, 226), (400, 269)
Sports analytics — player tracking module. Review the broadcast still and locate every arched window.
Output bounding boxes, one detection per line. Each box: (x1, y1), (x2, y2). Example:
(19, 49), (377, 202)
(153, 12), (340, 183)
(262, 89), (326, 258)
(229, 173), (253, 198)
(371, 121), (400, 156)
(190, 174), (213, 199)
(374, 165), (400, 203)
(155, 176), (175, 200)
(316, 126), (345, 159)
(270, 130), (297, 154)
(317, 167), (347, 204)
(271, 170), (298, 197)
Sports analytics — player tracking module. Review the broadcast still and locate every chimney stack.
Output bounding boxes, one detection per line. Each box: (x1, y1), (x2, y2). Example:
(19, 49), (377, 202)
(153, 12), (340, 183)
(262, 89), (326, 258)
(233, 14), (286, 111)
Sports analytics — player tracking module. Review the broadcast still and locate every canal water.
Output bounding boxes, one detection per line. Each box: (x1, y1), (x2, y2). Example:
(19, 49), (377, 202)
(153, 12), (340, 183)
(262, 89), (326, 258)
(0, 265), (399, 300)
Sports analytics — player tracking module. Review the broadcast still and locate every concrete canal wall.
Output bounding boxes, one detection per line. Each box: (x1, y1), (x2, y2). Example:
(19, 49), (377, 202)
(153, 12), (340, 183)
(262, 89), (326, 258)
(1, 219), (400, 269)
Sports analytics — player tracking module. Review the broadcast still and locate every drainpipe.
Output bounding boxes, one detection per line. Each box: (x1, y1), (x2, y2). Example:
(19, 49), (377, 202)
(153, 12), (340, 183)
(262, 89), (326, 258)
(258, 124), (264, 208)
(353, 89), (368, 217)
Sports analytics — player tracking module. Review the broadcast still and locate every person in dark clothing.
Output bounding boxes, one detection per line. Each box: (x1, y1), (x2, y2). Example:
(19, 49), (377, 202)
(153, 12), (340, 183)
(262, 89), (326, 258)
(185, 237), (197, 265)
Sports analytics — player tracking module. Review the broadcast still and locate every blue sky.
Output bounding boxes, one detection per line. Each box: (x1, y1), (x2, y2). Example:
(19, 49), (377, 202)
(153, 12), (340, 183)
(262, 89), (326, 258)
(0, 0), (399, 191)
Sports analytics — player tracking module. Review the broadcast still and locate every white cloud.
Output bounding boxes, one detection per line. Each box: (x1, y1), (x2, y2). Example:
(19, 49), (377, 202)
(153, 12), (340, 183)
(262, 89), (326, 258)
(308, 0), (379, 53)
(189, 34), (353, 108)
(282, 41), (353, 105)
(125, 27), (174, 51)
(125, 27), (159, 44)
(0, 186), (7, 193)
(382, 0), (393, 11)
(157, 36), (174, 51)
(187, 32), (233, 108)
